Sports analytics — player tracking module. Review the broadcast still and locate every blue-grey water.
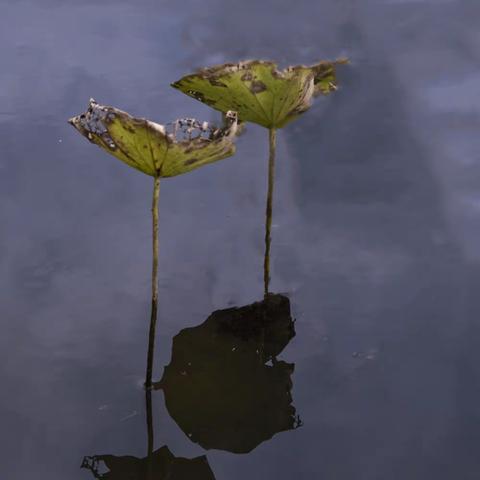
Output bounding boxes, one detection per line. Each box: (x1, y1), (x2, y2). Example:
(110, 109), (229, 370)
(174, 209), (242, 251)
(1, 0), (480, 478)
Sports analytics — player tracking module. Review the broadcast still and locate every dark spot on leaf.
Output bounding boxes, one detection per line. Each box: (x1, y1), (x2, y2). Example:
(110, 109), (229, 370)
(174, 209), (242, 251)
(241, 72), (253, 81)
(270, 68), (284, 79)
(250, 80), (267, 94)
(286, 105), (309, 118)
(187, 90), (206, 102)
(209, 78), (228, 87)
(184, 157), (200, 166)
(183, 140), (208, 152)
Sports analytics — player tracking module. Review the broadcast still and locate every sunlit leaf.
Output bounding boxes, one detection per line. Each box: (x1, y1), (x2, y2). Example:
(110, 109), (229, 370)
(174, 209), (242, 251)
(69, 99), (239, 177)
(172, 58), (347, 129)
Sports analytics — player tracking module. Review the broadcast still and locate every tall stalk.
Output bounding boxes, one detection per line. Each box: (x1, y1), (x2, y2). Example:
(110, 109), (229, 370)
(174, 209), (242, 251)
(145, 176), (160, 388)
(263, 128), (276, 298)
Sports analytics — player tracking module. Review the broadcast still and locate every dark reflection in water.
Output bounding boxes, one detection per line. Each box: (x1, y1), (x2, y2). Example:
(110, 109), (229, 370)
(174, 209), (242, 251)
(155, 294), (299, 454)
(81, 445), (214, 480)
(80, 294), (296, 478)
(81, 387), (216, 480)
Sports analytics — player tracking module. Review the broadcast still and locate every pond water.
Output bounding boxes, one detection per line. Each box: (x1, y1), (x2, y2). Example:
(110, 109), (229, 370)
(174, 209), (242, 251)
(1, 0), (480, 478)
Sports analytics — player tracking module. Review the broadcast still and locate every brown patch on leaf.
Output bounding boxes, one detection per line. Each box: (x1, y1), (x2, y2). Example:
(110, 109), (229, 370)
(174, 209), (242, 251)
(184, 157), (200, 166)
(209, 78), (228, 87)
(250, 80), (267, 94)
(270, 68), (284, 79)
(286, 105), (309, 119)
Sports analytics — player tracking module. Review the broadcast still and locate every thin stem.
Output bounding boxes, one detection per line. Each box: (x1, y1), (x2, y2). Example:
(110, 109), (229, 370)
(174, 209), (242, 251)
(145, 388), (154, 478)
(145, 176), (160, 389)
(146, 389), (154, 454)
(264, 128), (276, 298)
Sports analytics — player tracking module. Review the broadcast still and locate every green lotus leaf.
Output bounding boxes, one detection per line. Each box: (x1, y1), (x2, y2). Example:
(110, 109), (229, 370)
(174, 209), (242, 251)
(171, 58), (347, 129)
(68, 99), (239, 177)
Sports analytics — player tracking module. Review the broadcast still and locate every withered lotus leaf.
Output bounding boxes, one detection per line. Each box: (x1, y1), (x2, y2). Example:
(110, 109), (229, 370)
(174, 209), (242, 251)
(69, 99), (239, 177)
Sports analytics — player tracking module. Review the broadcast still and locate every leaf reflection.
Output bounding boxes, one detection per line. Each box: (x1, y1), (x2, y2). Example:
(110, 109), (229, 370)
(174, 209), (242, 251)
(155, 294), (301, 454)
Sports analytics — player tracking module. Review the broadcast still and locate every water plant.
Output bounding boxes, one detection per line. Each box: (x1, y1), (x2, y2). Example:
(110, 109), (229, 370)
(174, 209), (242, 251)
(172, 58), (347, 296)
(68, 99), (239, 387)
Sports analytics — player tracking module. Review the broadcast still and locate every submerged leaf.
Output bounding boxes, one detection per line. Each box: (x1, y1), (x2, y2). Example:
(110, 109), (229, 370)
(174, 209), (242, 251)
(172, 58), (347, 129)
(68, 99), (239, 177)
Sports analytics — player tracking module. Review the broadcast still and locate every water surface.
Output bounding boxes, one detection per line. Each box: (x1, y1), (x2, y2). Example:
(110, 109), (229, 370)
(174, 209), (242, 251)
(1, 0), (480, 478)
